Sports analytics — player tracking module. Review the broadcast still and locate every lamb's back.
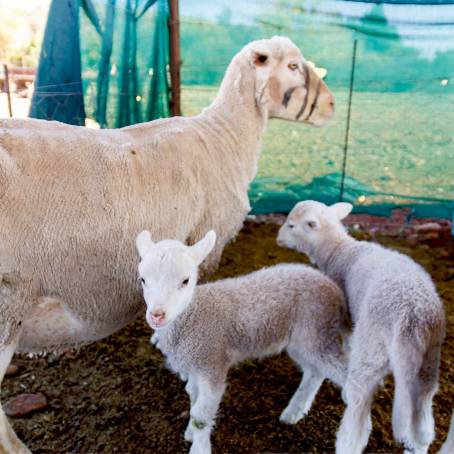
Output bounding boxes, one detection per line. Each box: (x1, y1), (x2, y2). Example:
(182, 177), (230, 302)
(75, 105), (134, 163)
(200, 264), (345, 357)
(344, 241), (443, 333)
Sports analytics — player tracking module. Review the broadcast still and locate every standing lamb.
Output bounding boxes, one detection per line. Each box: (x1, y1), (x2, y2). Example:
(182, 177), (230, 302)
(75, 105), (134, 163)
(0, 36), (334, 452)
(277, 200), (445, 454)
(136, 229), (350, 454)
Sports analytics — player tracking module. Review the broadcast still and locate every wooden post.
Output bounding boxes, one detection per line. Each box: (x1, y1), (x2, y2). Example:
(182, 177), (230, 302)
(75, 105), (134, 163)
(168, 0), (181, 116)
(2, 64), (13, 117)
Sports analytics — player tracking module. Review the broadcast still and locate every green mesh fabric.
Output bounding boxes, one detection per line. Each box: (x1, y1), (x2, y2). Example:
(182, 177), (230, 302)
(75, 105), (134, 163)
(180, 0), (453, 219)
(30, 0), (170, 127)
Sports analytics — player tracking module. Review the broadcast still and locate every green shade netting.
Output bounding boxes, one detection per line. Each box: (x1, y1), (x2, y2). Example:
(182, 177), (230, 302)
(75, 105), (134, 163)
(29, 0), (453, 219)
(30, 0), (170, 127)
(179, 0), (454, 219)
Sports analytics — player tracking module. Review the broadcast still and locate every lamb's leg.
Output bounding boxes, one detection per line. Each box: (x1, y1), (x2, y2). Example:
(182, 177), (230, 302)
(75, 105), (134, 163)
(336, 333), (388, 454)
(0, 342), (31, 454)
(150, 332), (158, 346)
(390, 331), (441, 454)
(187, 375), (226, 454)
(279, 363), (324, 424)
(184, 375), (199, 442)
(406, 345), (440, 454)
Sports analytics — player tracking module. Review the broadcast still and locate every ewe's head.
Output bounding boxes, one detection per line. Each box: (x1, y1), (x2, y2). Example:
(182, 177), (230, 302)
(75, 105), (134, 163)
(247, 36), (334, 126)
(136, 230), (216, 329)
(277, 201), (353, 257)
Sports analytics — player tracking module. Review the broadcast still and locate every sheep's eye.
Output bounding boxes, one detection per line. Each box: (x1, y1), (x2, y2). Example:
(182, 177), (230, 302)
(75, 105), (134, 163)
(181, 277), (190, 287)
(306, 221), (316, 229)
(288, 63), (298, 71)
(288, 223), (295, 229)
(140, 277), (145, 285)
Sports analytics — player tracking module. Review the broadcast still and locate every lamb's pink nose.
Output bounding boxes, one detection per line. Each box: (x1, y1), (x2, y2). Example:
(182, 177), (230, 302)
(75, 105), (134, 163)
(151, 310), (166, 325)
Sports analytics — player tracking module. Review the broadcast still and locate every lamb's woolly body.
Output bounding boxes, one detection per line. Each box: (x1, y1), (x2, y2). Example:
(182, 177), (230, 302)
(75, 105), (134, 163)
(320, 238), (443, 339)
(278, 201), (445, 454)
(155, 264), (349, 383)
(140, 247), (350, 453)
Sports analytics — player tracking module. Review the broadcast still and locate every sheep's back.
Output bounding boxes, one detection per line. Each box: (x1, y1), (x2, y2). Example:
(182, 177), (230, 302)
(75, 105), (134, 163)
(0, 117), (251, 332)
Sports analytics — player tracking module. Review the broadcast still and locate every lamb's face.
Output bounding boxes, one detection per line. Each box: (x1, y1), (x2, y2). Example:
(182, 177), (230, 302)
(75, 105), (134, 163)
(250, 37), (334, 127)
(277, 201), (353, 257)
(136, 231), (216, 329)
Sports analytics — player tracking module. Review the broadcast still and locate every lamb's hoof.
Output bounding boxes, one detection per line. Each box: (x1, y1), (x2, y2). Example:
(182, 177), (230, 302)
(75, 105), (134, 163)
(279, 407), (304, 425)
(189, 443), (211, 454)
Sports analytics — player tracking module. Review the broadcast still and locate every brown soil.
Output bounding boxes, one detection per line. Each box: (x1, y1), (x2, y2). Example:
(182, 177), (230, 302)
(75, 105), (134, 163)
(3, 219), (454, 453)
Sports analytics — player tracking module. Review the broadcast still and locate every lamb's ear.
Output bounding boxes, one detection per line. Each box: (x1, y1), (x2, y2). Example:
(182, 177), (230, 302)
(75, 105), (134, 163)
(328, 203), (353, 220)
(136, 230), (154, 259)
(191, 230), (216, 265)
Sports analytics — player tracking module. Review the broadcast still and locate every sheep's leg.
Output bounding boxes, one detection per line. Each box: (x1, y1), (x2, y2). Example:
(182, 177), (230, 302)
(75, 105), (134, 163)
(187, 375), (225, 454)
(279, 363), (324, 424)
(0, 342), (31, 454)
(184, 375), (199, 442)
(336, 333), (388, 454)
(0, 272), (36, 454)
(439, 412), (454, 454)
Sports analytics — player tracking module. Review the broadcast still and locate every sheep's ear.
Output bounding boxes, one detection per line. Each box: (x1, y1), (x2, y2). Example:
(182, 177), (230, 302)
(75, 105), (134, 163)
(328, 203), (353, 220)
(191, 230), (216, 264)
(136, 230), (154, 259)
(251, 50), (270, 67)
(249, 47), (272, 107)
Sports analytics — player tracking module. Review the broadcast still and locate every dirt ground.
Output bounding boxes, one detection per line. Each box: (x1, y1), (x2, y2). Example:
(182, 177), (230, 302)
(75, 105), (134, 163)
(3, 218), (454, 453)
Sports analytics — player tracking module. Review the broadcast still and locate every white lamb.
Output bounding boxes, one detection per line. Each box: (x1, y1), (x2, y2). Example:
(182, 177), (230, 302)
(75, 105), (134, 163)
(136, 230), (350, 454)
(277, 200), (446, 454)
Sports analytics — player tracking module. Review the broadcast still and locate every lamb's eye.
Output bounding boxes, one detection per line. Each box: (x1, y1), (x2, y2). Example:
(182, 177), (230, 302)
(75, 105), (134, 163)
(288, 223), (295, 229)
(306, 221), (316, 229)
(288, 63), (298, 71)
(140, 277), (145, 285)
(181, 277), (190, 287)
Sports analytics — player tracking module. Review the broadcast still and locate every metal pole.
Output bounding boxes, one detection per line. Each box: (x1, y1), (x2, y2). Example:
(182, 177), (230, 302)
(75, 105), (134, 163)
(3, 64), (13, 117)
(168, 0), (181, 116)
(339, 37), (357, 201)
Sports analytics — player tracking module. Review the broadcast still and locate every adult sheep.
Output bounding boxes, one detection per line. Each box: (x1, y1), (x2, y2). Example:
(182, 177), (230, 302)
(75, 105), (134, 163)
(0, 36), (334, 453)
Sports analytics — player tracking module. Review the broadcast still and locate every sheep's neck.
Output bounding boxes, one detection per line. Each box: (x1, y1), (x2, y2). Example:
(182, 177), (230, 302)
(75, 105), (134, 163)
(200, 58), (267, 181)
